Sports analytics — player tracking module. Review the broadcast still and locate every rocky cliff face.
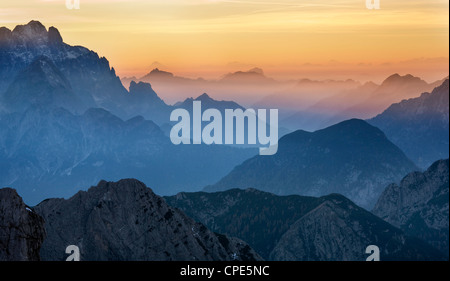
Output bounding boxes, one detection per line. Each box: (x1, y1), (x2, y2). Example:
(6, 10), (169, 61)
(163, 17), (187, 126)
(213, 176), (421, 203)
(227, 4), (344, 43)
(33, 179), (262, 261)
(0, 188), (46, 261)
(372, 159), (449, 257)
(0, 21), (125, 114)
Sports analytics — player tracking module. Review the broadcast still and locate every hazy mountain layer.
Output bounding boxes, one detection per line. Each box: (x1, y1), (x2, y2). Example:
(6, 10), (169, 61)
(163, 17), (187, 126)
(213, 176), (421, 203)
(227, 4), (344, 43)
(204, 119), (417, 209)
(369, 80), (449, 168)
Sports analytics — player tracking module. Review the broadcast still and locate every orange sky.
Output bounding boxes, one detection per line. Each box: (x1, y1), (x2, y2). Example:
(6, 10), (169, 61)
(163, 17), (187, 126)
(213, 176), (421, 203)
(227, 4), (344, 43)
(1, 0), (448, 82)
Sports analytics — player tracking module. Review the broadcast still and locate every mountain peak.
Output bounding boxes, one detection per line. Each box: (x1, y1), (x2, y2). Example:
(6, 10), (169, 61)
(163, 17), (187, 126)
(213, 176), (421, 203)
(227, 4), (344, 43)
(195, 93), (213, 101)
(129, 80), (153, 92)
(207, 117), (417, 209)
(222, 68), (268, 81)
(48, 26), (63, 44)
(33, 179), (262, 261)
(248, 67), (264, 75)
(382, 73), (424, 86)
(151, 68), (174, 76)
(4, 21), (64, 47)
(11, 20), (47, 43)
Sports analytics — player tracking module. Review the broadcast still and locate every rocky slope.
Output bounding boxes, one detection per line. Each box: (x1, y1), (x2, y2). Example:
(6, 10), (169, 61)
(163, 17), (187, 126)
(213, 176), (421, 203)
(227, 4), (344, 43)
(0, 188), (46, 261)
(166, 188), (319, 259)
(372, 159), (449, 257)
(166, 189), (445, 261)
(204, 119), (417, 209)
(33, 179), (262, 261)
(270, 194), (442, 261)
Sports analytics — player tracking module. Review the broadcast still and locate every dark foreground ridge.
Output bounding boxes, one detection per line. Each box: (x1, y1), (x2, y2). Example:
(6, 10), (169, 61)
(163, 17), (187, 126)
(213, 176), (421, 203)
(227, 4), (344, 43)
(0, 180), (262, 261)
(166, 188), (447, 261)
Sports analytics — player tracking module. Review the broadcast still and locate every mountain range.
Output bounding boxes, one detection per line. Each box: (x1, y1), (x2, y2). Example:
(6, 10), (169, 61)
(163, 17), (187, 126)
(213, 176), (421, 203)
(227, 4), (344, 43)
(166, 188), (445, 260)
(204, 118), (417, 209)
(0, 104), (256, 205)
(280, 74), (447, 132)
(0, 21), (258, 205)
(124, 67), (292, 105)
(1, 20), (448, 261)
(3, 176), (445, 261)
(0, 21), (174, 124)
(373, 159), (449, 257)
(0, 180), (262, 261)
(368, 79), (449, 168)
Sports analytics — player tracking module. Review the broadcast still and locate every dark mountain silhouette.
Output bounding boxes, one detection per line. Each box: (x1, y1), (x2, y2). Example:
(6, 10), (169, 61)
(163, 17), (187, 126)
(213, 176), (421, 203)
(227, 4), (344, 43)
(204, 119), (418, 209)
(373, 159), (449, 257)
(33, 179), (262, 261)
(166, 188), (445, 261)
(368, 79), (449, 168)
(0, 188), (46, 261)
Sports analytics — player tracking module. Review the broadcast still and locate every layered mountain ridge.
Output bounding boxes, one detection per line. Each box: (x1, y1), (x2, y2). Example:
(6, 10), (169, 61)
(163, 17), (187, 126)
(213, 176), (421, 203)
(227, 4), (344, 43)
(166, 188), (445, 261)
(369, 80), (449, 168)
(204, 118), (417, 209)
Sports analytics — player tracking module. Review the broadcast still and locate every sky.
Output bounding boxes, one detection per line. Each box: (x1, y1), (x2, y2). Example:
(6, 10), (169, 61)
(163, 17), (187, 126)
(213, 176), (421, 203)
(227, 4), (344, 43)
(1, 0), (448, 82)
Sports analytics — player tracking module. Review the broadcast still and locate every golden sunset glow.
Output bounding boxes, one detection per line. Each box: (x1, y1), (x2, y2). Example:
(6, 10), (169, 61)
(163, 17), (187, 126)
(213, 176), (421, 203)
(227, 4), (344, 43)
(1, 0), (448, 82)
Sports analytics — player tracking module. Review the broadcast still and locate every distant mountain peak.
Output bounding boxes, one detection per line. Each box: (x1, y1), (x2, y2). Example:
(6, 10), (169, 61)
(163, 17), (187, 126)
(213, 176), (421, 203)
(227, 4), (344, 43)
(382, 73), (425, 86)
(129, 80), (153, 92)
(195, 93), (213, 101)
(248, 67), (264, 75)
(128, 80), (167, 107)
(139, 68), (175, 81)
(176, 92), (244, 111)
(222, 68), (269, 81)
